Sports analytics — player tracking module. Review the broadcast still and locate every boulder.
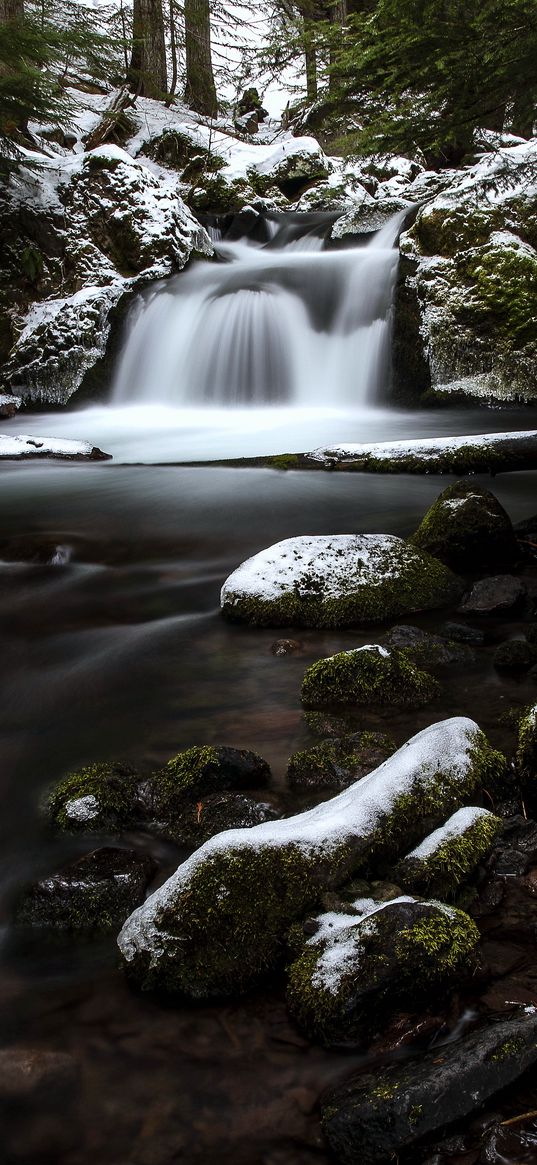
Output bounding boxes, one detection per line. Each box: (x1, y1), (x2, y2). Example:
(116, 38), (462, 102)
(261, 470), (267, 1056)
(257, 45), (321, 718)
(117, 718), (506, 997)
(410, 480), (519, 573)
(287, 731), (396, 792)
(394, 806), (502, 898)
(146, 745), (271, 807)
(441, 621), (485, 645)
(332, 196), (412, 238)
(249, 137), (330, 199)
(16, 846), (156, 933)
(220, 535), (462, 629)
(286, 897), (479, 1044)
(301, 645), (440, 710)
(321, 1007), (537, 1164)
(517, 704), (537, 797)
(47, 761), (140, 833)
(458, 575), (526, 614)
(0, 392), (20, 418)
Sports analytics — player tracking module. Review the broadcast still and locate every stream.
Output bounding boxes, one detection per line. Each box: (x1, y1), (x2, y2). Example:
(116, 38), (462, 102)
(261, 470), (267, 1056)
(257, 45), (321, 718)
(2, 214), (537, 1164)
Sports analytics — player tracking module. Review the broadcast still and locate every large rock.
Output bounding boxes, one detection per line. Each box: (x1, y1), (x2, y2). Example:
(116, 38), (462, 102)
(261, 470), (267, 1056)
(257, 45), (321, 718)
(16, 846), (156, 933)
(117, 718), (506, 997)
(410, 480), (520, 573)
(397, 139), (537, 404)
(301, 645), (440, 710)
(1, 146), (211, 406)
(220, 535), (462, 628)
(286, 896), (479, 1044)
(322, 1007), (537, 1164)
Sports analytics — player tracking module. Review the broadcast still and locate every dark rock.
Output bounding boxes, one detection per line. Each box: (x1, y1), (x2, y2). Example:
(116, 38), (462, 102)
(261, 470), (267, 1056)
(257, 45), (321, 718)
(494, 638), (537, 672)
(526, 622), (537, 645)
(385, 624), (475, 668)
(441, 621), (485, 645)
(303, 710), (362, 738)
(149, 791), (279, 847)
(47, 761), (140, 833)
(286, 731), (396, 791)
(16, 847), (156, 932)
(410, 480), (520, 573)
(271, 638), (303, 656)
(0, 392), (20, 418)
(458, 575), (527, 615)
(321, 1008), (537, 1165)
(494, 847), (531, 877)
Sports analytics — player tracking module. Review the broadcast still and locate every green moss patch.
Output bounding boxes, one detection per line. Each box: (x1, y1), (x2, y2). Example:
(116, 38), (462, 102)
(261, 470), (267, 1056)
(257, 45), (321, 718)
(395, 807), (502, 899)
(47, 762), (139, 833)
(287, 731), (397, 791)
(301, 646), (440, 710)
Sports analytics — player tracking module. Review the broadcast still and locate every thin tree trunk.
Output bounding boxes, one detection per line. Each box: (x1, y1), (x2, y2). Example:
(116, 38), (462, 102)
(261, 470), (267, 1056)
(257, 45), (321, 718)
(167, 0), (178, 102)
(128, 0), (167, 99)
(329, 0), (347, 95)
(303, 19), (317, 102)
(184, 0), (217, 117)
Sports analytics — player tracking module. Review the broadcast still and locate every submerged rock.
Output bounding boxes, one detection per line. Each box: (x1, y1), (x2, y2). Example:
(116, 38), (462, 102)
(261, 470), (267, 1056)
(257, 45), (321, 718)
(321, 1007), (537, 1164)
(286, 897), (479, 1044)
(410, 480), (519, 573)
(47, 761), (140, 833)
(301, 645), (440, 710)
(494, 638), (537, 671)
(394, 806), (502, 899)
(287, 731), (396, 792)
(220, 535), (462, 628)
(458, 575), (526, 614)
(117, 718), (505, 997)
(384, 624), (475, 669)
(16, 847), (155, 933)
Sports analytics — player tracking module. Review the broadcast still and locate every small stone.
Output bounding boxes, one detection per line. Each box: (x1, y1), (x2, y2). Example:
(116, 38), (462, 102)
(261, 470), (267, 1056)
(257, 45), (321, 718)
(271, 639), (303, 656)
(442, 621), (485, 645)
(16, 847), (156, 933)
(494, 639), (536, 672)
(385, 624), (475, 668)
(458, 575), (526, 615)
(494, 848), (530, 877)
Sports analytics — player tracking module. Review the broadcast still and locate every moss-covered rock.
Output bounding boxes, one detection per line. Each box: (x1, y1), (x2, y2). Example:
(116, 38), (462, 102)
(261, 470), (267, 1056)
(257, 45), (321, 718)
(287, 731), (397, 792)
(145, 745), (271, 814)
(410, 480), (519, 573)
(286, 898), (479, 1044)
(221, 535), (462, 629)
(15, 846), (155, 934)
(117, 717), (506, 997)
(47, 762), (140, 833)
(494, 638), (537, 672)
(301, 645), (440, 710)
(394, 807), (502, 899)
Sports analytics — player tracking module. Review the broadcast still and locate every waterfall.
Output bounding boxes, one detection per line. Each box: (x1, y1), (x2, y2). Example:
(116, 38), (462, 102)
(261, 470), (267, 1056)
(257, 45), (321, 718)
(112, 212), (406, 409)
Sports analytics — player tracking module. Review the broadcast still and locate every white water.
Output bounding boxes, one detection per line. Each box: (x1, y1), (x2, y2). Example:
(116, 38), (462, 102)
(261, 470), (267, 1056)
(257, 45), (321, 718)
(113, 214), (405, 409)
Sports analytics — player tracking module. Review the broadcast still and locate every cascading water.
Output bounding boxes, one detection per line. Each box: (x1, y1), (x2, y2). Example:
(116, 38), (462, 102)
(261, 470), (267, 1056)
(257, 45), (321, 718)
(112, 212), (406, 409)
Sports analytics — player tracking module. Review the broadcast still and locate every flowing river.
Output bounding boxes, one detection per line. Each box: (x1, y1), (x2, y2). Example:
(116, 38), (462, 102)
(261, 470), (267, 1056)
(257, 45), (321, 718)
(1, 214), (537, 1164)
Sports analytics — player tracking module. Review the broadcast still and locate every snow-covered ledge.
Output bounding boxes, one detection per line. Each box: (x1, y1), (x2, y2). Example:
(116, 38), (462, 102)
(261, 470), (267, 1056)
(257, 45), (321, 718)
(0, 435), (111, 460)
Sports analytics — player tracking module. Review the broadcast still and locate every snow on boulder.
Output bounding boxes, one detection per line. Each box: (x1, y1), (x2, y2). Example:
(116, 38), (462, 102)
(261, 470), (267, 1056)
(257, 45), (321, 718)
(220, 534), (462, 628)
(0, 433), (110, 460)
(410, 479), (520, 573)
(117, 717), (506, 998)
(250, 136), (330, 195)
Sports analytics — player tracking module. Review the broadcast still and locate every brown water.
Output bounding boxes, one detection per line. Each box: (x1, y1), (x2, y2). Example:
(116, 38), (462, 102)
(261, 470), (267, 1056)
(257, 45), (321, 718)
(1, 457), (537, 1164)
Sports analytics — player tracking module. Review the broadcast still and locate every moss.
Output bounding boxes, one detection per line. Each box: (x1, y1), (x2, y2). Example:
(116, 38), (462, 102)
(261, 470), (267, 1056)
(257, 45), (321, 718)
(394, 908), (480, 978)
(395, 812), (503, 900)
(455, 244), (537, 349)
(287, 731), (397, 791)
(148, 745), (271, 820)
(516, 704), (537, 806)
(188, 175), (255, 214)
(489, 1036), (526, 1063)
(414, 205), (499, 258)
(301, 647), (440, 711)
(47, 762), (139, 833)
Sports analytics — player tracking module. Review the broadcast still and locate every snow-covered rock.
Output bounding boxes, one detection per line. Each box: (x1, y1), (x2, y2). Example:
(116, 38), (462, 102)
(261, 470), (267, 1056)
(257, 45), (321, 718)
(0, 434), (110, 459)
(220, 534), (462, 628)
(307, 430), (537, 474)
(0, 143), (212, 406)
(397, 138), (537, 403)
(395, 806), (502, 898)
(117, 717), (506, 997)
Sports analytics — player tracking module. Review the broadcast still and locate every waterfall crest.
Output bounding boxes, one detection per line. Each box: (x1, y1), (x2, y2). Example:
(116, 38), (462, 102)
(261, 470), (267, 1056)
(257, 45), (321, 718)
(112, 212), (406, 408)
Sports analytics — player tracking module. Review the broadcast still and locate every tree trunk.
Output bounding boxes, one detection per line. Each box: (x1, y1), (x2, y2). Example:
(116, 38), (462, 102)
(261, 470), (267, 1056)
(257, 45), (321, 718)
(0, 0), (24, 18)
(328, 0), (347, 95)
(303, 19), (317, 102)
(184, 0), (217, 118)
(128, 0), (167, 100)
(510, 89), (536, 138)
